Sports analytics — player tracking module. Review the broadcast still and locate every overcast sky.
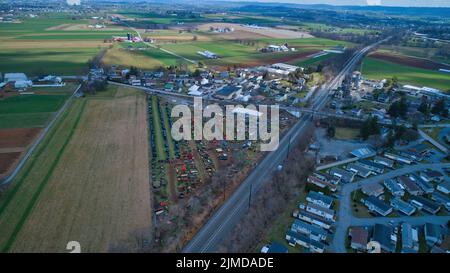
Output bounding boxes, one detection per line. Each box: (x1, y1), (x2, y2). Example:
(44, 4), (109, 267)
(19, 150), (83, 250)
(221, 0), (450, 7)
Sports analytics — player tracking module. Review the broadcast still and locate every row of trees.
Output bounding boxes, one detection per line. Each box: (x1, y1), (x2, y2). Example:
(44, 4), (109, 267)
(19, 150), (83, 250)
(418, 98), (448, 118)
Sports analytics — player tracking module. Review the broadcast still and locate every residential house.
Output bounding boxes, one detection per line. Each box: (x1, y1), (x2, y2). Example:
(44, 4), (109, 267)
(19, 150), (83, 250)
(409, 174), (434, 194)
(329, 167), (355, 183)
(291, 219), (328, 242)
(260, 242), (288, 253)
(285, 230), (325, 253)
(307, 173), (338, 192)
(383, 179), (405, 197)
(384, 152), (413, 164)
(401, 223), (419, 253)
(400, 150), (422, 162)
(372, 224), (395, 253)
(398, 175), (423, 196)
(293, 209), (333, 230)
(347, 163), (372, 178)
(420, 170), (444, 183)
(431, 191), (450, 211)
(349, 227), (369, 252)
(390, 197), (416, 216)
(355, 159), (384, 174)
(306, 191), (334, 209)
(363, 196), (392, 216)
(303, 202), (335, 222)
(437, 180), (450, 194)
(410, 196), (441, 214)
(373, 156), (394, 168)
(424, 223), (442, 246)
(361, 182), (385, 197)
(214, 85), (242, 100)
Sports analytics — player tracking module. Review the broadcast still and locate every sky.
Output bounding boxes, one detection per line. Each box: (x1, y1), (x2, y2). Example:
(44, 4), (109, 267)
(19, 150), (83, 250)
(221, 0), (450, 7)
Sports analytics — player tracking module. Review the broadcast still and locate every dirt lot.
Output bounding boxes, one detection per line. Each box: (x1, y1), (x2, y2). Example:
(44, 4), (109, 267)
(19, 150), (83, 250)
(197, 23), (313, 39)
(0, 152), (21, 174)
(370, 52), (450, 71)
(0, 128), (41, 149)
(9, 87), (152, 252)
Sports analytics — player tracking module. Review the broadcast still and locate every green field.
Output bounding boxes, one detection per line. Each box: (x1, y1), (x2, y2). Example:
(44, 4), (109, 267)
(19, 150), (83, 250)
(362, 57), (450, 91)
(0, 95), (67, 114)
(295, 53), (337, 67)
(0, 85), (75, 129)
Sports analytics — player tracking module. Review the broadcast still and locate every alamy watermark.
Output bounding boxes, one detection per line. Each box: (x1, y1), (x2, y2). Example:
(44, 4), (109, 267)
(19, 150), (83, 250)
(171, 98), (279, 152)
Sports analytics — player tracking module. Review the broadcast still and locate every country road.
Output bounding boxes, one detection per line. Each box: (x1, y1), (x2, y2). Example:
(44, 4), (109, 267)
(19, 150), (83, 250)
(330, 162), (450, 253)
(182, 38), (391, 253)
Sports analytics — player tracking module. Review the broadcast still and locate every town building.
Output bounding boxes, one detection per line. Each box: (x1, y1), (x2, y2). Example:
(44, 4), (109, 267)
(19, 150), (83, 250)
(401, 223), (419, 253)
(410, 196), (441, 214)
(373, 156), (394, 168)
(372, 224), (395, 253)
(398, 175), (423, 196)
(390, 197), (416, 216)
(306, 191), (334, 209)
(363, 196), (392, 216)
(349, 226), (369, 252)
(355, 159), (385, 174)
(361, 182), (385, 197)
(329, 167), (355, 183)
(383, 179), (405, 197)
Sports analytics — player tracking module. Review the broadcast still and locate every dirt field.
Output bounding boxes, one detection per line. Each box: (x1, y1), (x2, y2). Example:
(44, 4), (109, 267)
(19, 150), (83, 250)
(0, 152), (21, 174)
(369, 52), (450, 71)
(197, 23), (313, 39)
(0, 128), (41, 149)
(210, 50), (318, 71)
(6, 87), (152, 252)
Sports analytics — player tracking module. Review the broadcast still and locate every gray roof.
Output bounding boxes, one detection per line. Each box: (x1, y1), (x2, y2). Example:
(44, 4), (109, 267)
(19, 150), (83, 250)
(347, 163), (372, 177)
(306, 191), (333, 207)
(391, 197), (416, 215)
(357, 159), (385, 171)
(291, 219), (328, 237)
(384, 179), (404, 193)
(410, 196), (441, 213)
(373, 224), (394, 252)
(365, 196), (391, 214)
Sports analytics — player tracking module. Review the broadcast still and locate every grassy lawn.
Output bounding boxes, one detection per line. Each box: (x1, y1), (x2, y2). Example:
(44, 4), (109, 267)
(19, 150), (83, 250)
(334, 127), (359, 140)
(361, 57), (450, 91)
(350, 189), (374, 218)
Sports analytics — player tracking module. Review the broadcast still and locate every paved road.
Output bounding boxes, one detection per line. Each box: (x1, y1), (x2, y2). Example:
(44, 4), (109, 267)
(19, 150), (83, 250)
(330, 162), (450, 253)
(418, 129), (448, 153)
(1, 84), (82, 185)
(182, 39), (390, 253)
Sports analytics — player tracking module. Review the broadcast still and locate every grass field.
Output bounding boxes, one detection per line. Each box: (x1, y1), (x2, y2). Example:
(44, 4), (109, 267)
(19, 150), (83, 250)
(0, 84), (76, 129)
(361, 57), (450, 91)
(0, 14), (125, 76)
(295, 53), (337, 67)
(0, 86), (152, 252)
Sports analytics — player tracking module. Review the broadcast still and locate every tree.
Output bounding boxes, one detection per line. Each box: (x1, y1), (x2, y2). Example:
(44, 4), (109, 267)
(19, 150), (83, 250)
(360, 116), (380, 140)
(327, 126), (336, 138)
(431, 99), (447, 117)
(388, 96), (407, 118)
